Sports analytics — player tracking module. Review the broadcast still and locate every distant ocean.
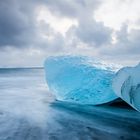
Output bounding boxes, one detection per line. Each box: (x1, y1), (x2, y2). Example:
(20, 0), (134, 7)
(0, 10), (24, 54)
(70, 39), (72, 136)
(0, 68), (140, 140)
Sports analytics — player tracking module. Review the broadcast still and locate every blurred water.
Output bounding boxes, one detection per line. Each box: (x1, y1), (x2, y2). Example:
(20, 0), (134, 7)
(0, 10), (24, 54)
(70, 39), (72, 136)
(0, 68), (140, 140)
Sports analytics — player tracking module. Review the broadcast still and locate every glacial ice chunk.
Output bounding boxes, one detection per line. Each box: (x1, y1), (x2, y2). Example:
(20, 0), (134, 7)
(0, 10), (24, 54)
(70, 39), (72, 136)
(44, 56), (118, 105)
(113, 63), (140, 111)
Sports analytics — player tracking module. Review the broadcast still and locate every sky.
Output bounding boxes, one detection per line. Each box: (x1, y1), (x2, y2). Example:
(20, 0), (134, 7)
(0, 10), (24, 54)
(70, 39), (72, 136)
(0, 0), (140, 67)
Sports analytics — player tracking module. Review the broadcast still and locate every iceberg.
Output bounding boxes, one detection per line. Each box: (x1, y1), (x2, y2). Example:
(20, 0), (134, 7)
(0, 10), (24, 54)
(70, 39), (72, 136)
(44, 56), (118, 105)
(113, 63), (140, 111)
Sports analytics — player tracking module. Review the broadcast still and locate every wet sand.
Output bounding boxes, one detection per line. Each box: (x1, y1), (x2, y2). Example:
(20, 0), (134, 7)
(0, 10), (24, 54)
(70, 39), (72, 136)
(0, 68), (140, 140)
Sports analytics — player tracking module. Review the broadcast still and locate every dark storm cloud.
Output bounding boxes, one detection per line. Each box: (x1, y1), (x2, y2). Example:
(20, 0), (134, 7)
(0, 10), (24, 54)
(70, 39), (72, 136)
(107, 24), (140, 55)
(116, 25), (140, 54)
(75, 19), (112, 46)
(0, 0), (39, 47)
(65, 19), (112, 47)
(0, 0), (110, 49)
(0, 0), (139, 67)
(44, 0), (112, 47)
(99, 24), (140, 65)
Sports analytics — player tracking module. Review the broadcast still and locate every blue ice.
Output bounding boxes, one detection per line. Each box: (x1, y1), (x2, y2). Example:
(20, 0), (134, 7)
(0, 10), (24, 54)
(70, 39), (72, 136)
(44, 56), (118, 105)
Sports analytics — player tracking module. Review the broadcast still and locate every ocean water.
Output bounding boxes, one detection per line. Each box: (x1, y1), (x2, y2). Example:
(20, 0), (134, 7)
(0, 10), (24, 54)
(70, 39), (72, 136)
(0, 68), (140, 140)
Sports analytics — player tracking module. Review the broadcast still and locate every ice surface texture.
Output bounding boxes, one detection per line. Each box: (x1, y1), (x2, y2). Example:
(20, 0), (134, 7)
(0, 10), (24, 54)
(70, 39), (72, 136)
(44, 56), (118, 105)
(113, 63), (140, 111)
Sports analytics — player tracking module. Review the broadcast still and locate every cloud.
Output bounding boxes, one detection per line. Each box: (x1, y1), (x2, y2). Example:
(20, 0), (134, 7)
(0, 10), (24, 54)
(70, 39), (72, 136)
(0, 0), (139, 66)
(43, 0), (100, 18)
(43, 0), (112, 47)
(98, 24), (140, 65)
(0, 0), (104, 49)
(94, 0), (140, 30)
(114, 24), (140, 56)
(0, 0), (36, 47)
(74, 19), (112, 46)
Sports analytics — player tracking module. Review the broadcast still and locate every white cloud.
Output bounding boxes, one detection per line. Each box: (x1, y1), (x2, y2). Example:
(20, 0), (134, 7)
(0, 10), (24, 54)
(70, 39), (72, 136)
(37, 6), (78, 36)
(94, 0), (140, 30)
